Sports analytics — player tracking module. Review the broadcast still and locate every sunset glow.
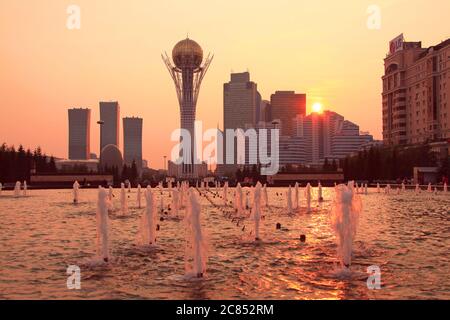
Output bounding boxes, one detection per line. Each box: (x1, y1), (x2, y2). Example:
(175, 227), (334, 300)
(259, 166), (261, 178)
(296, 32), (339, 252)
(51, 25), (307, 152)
(0, 0), (449, 167)
(312, 103), (323, 114)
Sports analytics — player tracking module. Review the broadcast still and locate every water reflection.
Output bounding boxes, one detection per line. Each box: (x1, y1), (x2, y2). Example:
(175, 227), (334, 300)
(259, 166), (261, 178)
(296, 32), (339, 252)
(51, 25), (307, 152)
(0, 187), (448, 299)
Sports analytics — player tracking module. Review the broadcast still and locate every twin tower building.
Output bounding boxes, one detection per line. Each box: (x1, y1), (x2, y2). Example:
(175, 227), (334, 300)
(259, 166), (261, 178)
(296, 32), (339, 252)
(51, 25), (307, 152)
(68, 102), (143, 173)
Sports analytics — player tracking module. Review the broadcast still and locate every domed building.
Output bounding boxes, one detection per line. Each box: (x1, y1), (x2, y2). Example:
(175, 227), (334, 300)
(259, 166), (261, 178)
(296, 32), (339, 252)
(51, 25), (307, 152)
(99, 144), (123, 170)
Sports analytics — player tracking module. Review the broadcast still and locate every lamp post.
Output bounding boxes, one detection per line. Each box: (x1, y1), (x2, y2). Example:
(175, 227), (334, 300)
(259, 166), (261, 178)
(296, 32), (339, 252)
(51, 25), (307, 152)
(97, 120), (104, 155)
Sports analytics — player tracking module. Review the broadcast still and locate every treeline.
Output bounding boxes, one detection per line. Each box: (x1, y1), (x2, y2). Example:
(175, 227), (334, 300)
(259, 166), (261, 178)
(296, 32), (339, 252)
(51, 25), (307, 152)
(100, 160), (139, 185)
(235, 164), (265, 183)
(340, 144), (447, 182)
(0, 143), (56, 182)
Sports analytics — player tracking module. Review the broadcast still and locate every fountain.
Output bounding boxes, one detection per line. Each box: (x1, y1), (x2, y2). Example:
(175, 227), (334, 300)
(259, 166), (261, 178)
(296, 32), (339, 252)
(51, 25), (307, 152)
(137, 184), (142, 209)
(120, 183), (128, 214)
(159, 193), (164, 213)
(141, 186), (157, 245)
(14, 181), (21, 197)
(96, 187), (110, 262)
(22, 181), (27, 196)
(377, 183), (380, 193)
(223, 181), (228, 206)
(263, 184), (269, 207)
(306, 183), (312, 213)
(107, 186), (114, 211)
(72, 181), (79, 203)
(244, 188), (250, 210)
(172, 189), (179, 216)
(287, 185), (293, 214)
(330, 182), (362, 268)
(185, 188), (208, 278)
(427, 183), (432, 193)
(235, 183), (243, 215)
(294, 182), (299, 209)
(401, 182), (406, 192)
(179, 183), (185, 208)
(318, 182), (323, 202)
(251, 182), (262, 241)
(415, 183), (420, 194)
(364, 183), (368, 195)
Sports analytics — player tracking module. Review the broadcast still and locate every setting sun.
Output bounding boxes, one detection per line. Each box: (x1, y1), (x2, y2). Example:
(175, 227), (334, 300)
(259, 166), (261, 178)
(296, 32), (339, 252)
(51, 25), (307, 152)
(312, 103), (323, 113)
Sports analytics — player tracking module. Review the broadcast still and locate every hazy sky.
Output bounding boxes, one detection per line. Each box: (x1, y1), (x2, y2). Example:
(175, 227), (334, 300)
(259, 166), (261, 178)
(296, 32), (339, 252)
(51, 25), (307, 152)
(0, 0), (449, 168)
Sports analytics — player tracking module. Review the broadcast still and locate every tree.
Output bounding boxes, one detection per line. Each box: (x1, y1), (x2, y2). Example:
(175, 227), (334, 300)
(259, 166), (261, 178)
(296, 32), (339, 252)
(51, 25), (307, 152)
(130, 160), (138, 185)
(121, 164), (129, 181)
(331, 159), (338, 172)
(323, 158), (330, 171)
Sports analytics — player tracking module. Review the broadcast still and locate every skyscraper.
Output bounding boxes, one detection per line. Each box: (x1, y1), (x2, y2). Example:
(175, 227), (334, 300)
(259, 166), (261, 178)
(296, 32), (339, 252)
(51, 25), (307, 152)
(123, 117), (143, 172)
(99, 101), (120, 152)
(162, 38), (213, 178)
(224, 72), (258, 130)
(220, 72), (258, 175)
(270, 91), (306, 136)
(382, 35), (450, 145)
(68, 108), (91, 160)
(291, 110), (374, 165)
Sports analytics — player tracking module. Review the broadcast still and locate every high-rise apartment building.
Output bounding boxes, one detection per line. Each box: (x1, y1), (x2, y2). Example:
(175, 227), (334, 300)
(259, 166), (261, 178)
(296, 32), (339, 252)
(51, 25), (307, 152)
(382, 35), (450, 145)
(270, 91), (306, 136)
(68, 108), (91, 160)
(100, 101), (120, 152)
(123, 117), (143, 172)
(288, 110), (374, 165)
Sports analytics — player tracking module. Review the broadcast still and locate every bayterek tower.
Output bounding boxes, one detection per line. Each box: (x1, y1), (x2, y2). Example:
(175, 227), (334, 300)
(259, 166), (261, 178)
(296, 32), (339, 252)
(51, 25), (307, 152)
(162, 38), (213, 178)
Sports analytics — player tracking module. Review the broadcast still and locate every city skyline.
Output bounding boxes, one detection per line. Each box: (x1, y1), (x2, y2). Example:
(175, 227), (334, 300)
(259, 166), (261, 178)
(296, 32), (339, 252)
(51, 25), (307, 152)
(1, 0), (449, 168)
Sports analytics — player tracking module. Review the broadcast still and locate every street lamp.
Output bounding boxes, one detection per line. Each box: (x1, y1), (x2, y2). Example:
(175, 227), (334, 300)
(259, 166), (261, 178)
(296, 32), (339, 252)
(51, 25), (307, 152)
(97, 120), (104, 155)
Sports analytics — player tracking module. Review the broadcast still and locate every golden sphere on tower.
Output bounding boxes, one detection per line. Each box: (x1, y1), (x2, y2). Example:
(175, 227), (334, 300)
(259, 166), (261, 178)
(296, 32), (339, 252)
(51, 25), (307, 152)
(172, 38), (203, 69)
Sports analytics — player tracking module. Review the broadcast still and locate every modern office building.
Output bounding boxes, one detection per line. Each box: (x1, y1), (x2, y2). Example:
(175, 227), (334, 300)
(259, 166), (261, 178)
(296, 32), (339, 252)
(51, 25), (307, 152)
(99, 101), (120, 152)
(123, 117), (143, 172)
(218, 72), (259, 175)
(270, 91), (306, 137)
(68, 108), (91, 160)
(260, 100), (271, 123)
(382, 35), (450, 145)
(162, 38), (213, 178)
(224, 72), (258, 129)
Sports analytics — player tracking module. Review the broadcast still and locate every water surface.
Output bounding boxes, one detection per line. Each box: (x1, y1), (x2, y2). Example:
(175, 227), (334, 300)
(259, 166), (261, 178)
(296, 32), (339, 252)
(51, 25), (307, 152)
(0, 187), (448, 299)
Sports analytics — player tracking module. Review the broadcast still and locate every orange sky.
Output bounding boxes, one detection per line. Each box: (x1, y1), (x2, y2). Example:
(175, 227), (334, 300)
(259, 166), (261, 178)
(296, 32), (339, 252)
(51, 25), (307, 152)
(0, 0), (449, 168)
